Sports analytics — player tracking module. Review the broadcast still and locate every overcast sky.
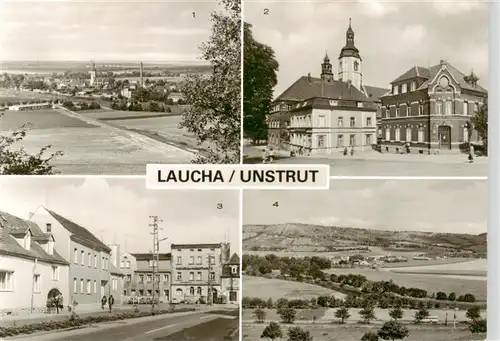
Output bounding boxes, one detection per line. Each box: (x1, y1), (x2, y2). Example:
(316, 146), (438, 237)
(0, 0), (218, 62)
(0, 177), (240, 254)
(244, 0), (489, 97)
(244, 180), (487, 235)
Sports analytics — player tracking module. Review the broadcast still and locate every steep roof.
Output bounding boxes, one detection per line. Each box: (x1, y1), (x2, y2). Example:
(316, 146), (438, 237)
(45, 209), (111, 253)
(0, 210), (69, 265)
(276, 76), (373, 103)
(363, 85), (390, 102)
(390, 62), (487, 93)
(227, 253), (240, 265)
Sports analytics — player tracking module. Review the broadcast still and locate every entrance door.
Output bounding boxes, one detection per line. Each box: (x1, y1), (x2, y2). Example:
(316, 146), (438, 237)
(438, 125), (451, 149)
(101, 281), (106, 297)
(212, 288), (218, 304)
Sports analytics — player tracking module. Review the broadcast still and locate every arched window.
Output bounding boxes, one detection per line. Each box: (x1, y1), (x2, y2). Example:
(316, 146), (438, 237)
(197, 287), (202, 295)
(354, 61), (359, 71)
(176, 288), (183, 296)
(189, 287), (195, 295)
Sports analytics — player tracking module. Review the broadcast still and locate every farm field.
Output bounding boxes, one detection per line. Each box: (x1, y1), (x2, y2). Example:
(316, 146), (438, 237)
(0, 88), (55, 104)
(242, 323), (485, 341)
(80, 109), (183, 120)
(243, 275), (345, 300)
(0, 108), (192, 174)
(242, 307), (484, 323)
(323, 268), (487, 301)
(388, 259), (487, 276)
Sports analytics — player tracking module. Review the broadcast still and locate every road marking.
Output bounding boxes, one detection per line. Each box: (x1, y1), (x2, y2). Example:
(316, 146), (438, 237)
(145, 323), (178, 334)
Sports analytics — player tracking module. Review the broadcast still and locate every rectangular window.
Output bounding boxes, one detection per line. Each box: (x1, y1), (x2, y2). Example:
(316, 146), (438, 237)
(463, 127), (470, 142)
(231, 266), (238, 274)
(80, 279), (84, 294)
(463, 101), (469, 115)
(317, 135), (325, 148)
(410, 81), (416, 91)
(384, 107), (390, 118)
(189, 256), (194, 264)
(74, 249), (78, 264)
(86, 280), (91, 294)
(337, 134), (344, 147)
(419, 105), (423, 116)
(196, 256), (202, 265)
(349, 134), (356, 146)
(81, 251), (85, 266)
(350, 117), (355, 127)
(176, 257), (182, 265)
(436, 101), (442, 115)
(33, 274), (41, 293)
(406, 105), (411, 116)
(418, 128), (424, 142)
(139, 275), (144, 282)
(155, 275), (159, 282)
(318, 115), (326, 127)
(176, 272), (182, 281)
(94, 255), (97, 268)
(396, 107), (400, 117)
(393, 85), (399, 95)
(366, 117), (372, 127)
(0, 271), (14, 291)
(402, 83), (407, 93)
(474, 103), (479, 112)
(88, 253), (91, 267)
(357, 102), (364, 108)
(146, 274), (152, 282)
(197, 272), (202, 281)
(385, 129), (390, 141)
(52, 266), (59, 281)
(73, 278), (77, 293)
(209, 272), (216, 281)
(163, 274), (169, 282)
(210, 257), (215, 265)
(189, 272), (194, 281)
(337, 117), (343, 127)
(365, 134), (372, 145)
(93, 280), (97, 293)
(445, 101), (452, 115)
(395, 128), (400, 142)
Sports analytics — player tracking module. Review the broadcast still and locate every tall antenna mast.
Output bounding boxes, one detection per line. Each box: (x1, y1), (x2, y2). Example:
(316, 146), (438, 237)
(149, 215), (162, 312)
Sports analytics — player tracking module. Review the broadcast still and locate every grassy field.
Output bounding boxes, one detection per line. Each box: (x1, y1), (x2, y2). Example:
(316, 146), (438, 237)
(0, 109), (96, 130)
(243, 308), (329, 322)
(0, 89), (55, 104)
(388, 259), (487, 276)
(323, 268), (486, 301)
(244, 276), (345, 300)
(242, 323), (485, 341)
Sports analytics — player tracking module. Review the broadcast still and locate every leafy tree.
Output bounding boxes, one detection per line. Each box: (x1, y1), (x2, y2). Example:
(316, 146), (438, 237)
(466, 306), (481, 320)
(469, 318), (487, 334)
(0, 119), (63, 174)
(261, 321), (282, 340)
(470, 97), (488, 153)
(180, 0), (241, 164)
(377, 321), (410, 341)
(361, 331), (379, 341)
(359, 305), (376, 324)
(334, 306), (350, 324)
(448, 292), (456, 301)
(253, 307), (266, 323)
(435, 292), (447, 300)
(388, 307), (403, 321)
(243, 22), (279, 144)
(287, 326), (313, 341)
(279, 307), (296, 324)
(413, 307), (429, 324)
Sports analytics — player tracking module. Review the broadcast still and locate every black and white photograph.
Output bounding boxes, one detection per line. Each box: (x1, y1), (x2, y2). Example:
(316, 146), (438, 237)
(243, 1), (488, 176)
(242, 179), (487, 340)
(0, 177), (240, 341)
(0, 0), (241, 175)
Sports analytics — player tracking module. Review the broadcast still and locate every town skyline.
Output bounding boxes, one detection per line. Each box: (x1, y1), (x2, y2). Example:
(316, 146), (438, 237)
(0, 177), (241, 254)
(244, 180), (487, 234)
(0, 0), (218, 62)
(244, 0), (489, 97)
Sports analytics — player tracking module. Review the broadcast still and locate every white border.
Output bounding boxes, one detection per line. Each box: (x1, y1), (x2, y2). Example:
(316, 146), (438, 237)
(488, 2), (499, 340)
(238, 188), (243, 341)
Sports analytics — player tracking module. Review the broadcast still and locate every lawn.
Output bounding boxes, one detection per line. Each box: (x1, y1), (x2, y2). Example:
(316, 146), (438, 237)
(243, 308), (328, 322)
(242, 323), (485, 341)
(244, 275), (345, 300)
(155, 317), (239, 341)
(323, 268), (486, 301)
(0, 109), (96, 130)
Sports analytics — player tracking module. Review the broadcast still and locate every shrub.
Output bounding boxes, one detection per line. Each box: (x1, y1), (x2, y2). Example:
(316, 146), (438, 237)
(377, 321), (409, 341)
(261, 321), (282, 340)
(279, 307), (296, 324)
(287, 326), (313, 341)
(469, 318), (487, 334)
(253, 307), (266, 323)
(361, 331), (379, 341)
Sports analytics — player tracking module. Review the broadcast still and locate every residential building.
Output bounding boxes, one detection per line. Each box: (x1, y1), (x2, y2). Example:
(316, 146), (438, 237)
(0, 210), (69, 315)
(167, 92), (184, 104)
(122, 253), (172, 303)
(30, 207), (119, 308)
(170, 243), (230, 304)
(9, 103), (52, 111)
(108, 244), (124, 304)
(379, 60), (487, 154)
(220, 253), (240, 305)
(268, 19), (387, 154)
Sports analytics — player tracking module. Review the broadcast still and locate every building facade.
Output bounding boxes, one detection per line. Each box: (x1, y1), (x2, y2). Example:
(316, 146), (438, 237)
(0, 210), (69, 315)
(220, 253), (240, 305)
(379, 60), (487, 154)
(121, 253), (172, 303)
(268, 20), (387, 153)
(170, 243), (230, 304)
(30, 207), (121, 308)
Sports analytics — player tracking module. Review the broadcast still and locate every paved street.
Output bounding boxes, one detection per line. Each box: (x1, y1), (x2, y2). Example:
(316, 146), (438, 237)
(7, 309), (239, 341)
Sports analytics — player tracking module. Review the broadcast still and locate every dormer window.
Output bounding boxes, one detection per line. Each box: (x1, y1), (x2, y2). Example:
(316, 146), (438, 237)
(402, 83), (407, 93)
(410, 81), (416, 91)
(393, 85), (399, 95)
(24, 232), (31, 251)
(46, 223), (52, 233)
(47, 239), (54, 255)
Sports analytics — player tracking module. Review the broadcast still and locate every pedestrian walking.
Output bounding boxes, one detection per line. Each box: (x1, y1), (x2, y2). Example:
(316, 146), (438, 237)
(101, 295), (107, 310)
(108, 295), (115, 312)
(261, 148), (268, 164)
(468, 143), (475, 163)
(56, 294), (63, 314)
(343, 146), (348, 156)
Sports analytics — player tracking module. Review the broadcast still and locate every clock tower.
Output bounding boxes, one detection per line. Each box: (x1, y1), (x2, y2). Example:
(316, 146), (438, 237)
(338, 18), (362, 90)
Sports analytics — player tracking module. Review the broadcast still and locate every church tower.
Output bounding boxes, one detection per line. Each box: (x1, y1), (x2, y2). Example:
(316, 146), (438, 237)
(89, 60), (97, 87)
(321, 52), (334, 83)
(338, 18), (362, 90)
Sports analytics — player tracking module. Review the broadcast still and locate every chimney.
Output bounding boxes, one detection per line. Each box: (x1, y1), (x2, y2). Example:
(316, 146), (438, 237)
(440, 59), (447, 66)
(307, 73), (311, 83)
(46, 223), (51, 232)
